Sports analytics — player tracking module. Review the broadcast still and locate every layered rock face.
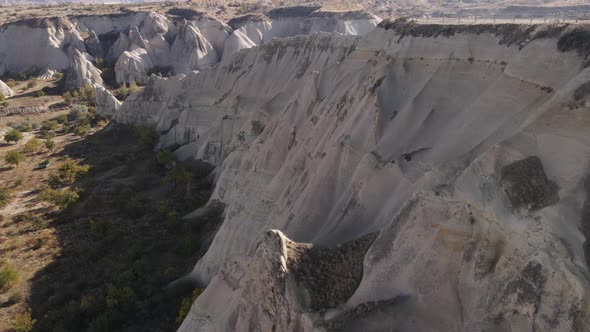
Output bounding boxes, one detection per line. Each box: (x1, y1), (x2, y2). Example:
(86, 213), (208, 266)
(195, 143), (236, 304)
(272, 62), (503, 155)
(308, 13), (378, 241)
(116, 21), (590, 331)
(0, 8), (381, 89)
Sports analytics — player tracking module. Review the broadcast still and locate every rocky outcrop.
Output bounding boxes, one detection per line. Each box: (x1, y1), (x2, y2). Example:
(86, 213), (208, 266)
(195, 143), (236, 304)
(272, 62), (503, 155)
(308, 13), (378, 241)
(1, 8), (381, 87)
(94, 84), (121, 117)
(0, 79), (14, 97)
(64, 48), (103, 90)
(169, 21), (219, 74)
(115, 48), (153, 84)
(178, 230), (376, 332)
(84, 30), (104, 59)
(116, 22), (590, 330)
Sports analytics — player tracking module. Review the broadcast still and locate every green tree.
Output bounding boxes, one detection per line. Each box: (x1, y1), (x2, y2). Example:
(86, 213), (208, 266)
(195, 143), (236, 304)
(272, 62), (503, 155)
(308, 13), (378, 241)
(4, 129), (23, 144)
(41, 120), (59, 132)
(62, 91), (73, 105)
(39, 187), (79, 209)
(176, 289), (204, 324)
(5, 150), (24, 168)
(164, 166), (193, 191)
(106, 285), (136, 309)
(79, 83), (96, 106)
(21, 138), (41, 153)
(132, 126), (158, 146)
(55, 114), (68, 124)
(156, 149), (175, 168)
(44, 139), (56, 151)
(48, 159), (89, 186)
(69, 104), (90, 124)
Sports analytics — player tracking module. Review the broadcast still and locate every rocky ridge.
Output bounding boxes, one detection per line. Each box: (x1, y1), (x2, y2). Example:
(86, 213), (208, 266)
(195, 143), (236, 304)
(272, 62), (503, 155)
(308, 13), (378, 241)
(113, 19), (590, 331)
(0, 7), (381, 94)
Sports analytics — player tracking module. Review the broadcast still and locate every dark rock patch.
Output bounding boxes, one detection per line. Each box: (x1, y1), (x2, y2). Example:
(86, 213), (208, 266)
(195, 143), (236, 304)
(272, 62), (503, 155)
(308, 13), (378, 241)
(574, 81), (590, 101)
(557, 27), (590, 61)
(307, 10), (375, 20)
(579, 176), (590, 268)
(500, 156), (559, 212)
(502, 260), (546, 309)
(166, 8), (208, 21)
(287, 233), (377, 311)
(227, 14), (266, 30)
(267, 6), (321, 19)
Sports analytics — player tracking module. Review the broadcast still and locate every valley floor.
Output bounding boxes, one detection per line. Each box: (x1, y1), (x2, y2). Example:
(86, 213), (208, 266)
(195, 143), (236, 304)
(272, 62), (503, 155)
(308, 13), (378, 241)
(0, 110), (220, 331)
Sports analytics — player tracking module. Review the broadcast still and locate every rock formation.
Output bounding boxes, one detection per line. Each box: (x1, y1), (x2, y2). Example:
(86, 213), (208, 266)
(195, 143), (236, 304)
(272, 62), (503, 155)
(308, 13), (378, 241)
(114, 20), (590, 330)
(65, 48), (103, 90)
(0, 8), (380, 90)
(0, 79), (14, 97)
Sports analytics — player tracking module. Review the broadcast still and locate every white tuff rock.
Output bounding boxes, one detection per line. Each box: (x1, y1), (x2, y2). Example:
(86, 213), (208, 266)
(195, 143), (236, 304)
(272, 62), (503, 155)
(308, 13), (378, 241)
(117, 22), (590, 331)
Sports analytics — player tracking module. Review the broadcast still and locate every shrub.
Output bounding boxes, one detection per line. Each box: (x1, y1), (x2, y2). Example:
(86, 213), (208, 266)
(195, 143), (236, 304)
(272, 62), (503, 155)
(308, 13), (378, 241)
(5, 150), (24, 168)
(4, 129), (23, 144)
(22, 138), (42, 153)
(106, 285), (136, 309)
(26, 79), (37, 89)
(153, 200), (179, 225)
(45, 139), (56, 151)
(251, 120), (265, 136)
(69, 104), (89, 122)
(128, 81), (138, 94)
(12, 309), (35, 332)
(116, 86), (129, 100)
(48, 159), (89, 186)
(90, 219), (111, 237)
(62, 91), (73, 105)
(0, 93), (4, 102)
(41, 120), (59, 132)
(36, 90), (45, 97)
(39, 187), (79, 209)
(156, 149), (175, 168)
(55, 114), (68, 124)
(6, 79), (17, 88)
(176, 289), (204, 324)
(0, 188), (10, 208)
(176, 236), (198, 256)
(79, 83), (96, 106)
(164, 166), (193, 193)
(41, 130), (56, 140)
(74, 124), (91, 137)
(15, 122), (31, 132)
(17, 72), (30, 81)
(0, 263), (19, 293)
(132, 126), (158, 146)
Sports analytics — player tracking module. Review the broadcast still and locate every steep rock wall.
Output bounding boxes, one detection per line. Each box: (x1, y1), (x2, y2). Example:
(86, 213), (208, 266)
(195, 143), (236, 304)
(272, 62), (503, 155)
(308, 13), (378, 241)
(116, 21), (590, 331)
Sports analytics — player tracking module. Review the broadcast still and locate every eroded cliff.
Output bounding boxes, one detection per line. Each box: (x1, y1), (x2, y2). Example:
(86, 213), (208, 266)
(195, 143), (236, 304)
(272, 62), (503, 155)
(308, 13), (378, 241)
(115, 20), (590, 331)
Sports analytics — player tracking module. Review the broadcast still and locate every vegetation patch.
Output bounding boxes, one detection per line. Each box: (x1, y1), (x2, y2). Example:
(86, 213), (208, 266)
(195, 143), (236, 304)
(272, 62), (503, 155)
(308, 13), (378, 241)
(25, 124), (224, 331)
